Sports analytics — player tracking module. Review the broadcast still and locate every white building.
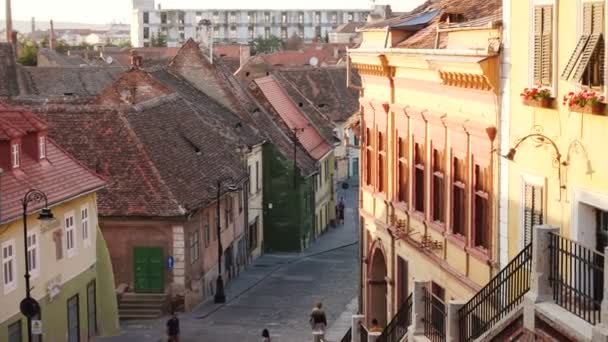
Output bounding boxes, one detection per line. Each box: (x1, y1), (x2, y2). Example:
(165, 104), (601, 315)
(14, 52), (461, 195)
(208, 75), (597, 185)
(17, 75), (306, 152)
(131, 0), (370, 47)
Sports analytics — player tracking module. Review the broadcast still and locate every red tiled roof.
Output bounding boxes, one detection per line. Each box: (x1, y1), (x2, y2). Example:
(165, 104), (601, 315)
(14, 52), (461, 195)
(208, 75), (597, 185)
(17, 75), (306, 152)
(0, 104), (106, 224)
(214, 45), (242, 59)
(255, 76), (332, 160)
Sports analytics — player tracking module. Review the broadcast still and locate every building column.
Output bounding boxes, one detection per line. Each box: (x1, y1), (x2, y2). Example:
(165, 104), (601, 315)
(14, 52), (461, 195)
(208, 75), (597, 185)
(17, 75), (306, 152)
(367, 332), (381, 342)
(523, 224), (559, 331)
(351, 314), (364, 342)
(446, 300), (466, 342)
(592, 246), (608, 341)
(408, 280), (430, 339)
(172, 225), (186, 295)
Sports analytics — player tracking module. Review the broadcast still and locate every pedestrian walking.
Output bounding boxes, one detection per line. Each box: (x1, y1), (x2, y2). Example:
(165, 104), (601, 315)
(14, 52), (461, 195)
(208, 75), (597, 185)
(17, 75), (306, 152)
(370, 318), (383, 332)
(309, 302), (327, 342)
(166, 312), (180, 342)
(338, 197), (345, 225)
(261, 328), (271, 342)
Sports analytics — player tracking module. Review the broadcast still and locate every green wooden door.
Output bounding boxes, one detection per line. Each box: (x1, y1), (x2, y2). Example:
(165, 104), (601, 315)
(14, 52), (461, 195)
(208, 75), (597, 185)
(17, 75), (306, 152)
(133, 247), (164, 293)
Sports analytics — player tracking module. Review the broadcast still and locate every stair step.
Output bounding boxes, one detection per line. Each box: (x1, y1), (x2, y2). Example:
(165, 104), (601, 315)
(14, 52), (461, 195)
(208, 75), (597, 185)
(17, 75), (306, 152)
(119, 313), (162, 320)
(119, 309), (162, 315)
(119, 302), (163, 309)
(121, 293), (166, 299)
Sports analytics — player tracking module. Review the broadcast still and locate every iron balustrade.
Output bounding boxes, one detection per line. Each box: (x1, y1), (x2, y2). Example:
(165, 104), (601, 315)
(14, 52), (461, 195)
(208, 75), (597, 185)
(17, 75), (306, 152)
(423, 287), (446, 342)
(378, 293), (413, 342)
(549, 232), (604, 325)
(339, 327), (352, 342)
(458, 243), (532, 342)
(359, 322), (368, 342)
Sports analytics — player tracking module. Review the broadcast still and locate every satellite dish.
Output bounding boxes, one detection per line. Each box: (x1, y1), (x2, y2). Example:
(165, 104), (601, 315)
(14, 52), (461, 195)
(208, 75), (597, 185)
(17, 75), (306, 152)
(309, 56), (319, 66)
(106, 56), (114, 64)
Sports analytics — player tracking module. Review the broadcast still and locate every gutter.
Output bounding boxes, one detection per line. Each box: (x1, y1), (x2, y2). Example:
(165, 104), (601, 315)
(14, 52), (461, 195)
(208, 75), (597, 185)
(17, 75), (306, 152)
(348, 47), (496, 57)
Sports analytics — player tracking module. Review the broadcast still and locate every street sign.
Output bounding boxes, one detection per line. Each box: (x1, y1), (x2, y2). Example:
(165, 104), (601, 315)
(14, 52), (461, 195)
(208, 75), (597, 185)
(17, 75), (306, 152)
(19, 298), (40, 318)
(167, 256), (174, 270)
(32, 320), (42, 335)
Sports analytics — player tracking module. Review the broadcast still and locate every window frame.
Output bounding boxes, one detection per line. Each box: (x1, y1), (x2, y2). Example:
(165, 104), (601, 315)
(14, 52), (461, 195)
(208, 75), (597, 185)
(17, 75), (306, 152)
(8, 320), (22, 342)
(39, 136), (46, 159)
(11, 143), (20, 168)
(431, 146), (446, 226)
(203, 212), (210, 247)
(87, 280), (97, 338)
(81, 205), (91, 248)
(396, 135), (409, 204)
(2, 239), (17, 294)
(364, 126), (375, 187)
(189, 229), (200, 263)
(472, 162), (491, 252)
(451, 155), (467, 237)
(27, 229), (40, 278)
(413, 142), (426, 214)
(377, 130), (388, 194)
(65, 211), (77, 258)
(528, 0), (557, 92)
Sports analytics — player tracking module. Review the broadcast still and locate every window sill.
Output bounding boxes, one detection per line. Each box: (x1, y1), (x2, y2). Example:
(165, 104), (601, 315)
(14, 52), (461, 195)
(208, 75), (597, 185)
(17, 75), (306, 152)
(392, 201), (408, 213)
(446, 234), (466, 249)
(467, 246), (492, 264)
(3, 283), (16, 295)
(428, 220), (445, 233)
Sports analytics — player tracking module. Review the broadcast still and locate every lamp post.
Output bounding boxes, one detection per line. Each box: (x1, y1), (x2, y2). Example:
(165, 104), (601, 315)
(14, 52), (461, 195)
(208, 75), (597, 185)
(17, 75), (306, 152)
(214, 178), (238, 304)
(20, 189), (54, 341)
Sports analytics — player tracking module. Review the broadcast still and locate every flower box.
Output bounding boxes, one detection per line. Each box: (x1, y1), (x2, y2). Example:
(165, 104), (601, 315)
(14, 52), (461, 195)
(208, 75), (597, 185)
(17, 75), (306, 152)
(522, 97), (554, 109)
(569, 102), (606, 115)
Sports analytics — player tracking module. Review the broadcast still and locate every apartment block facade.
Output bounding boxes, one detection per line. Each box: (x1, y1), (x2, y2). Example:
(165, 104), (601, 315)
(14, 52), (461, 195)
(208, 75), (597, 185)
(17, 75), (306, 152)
(131, 0), (368, 47)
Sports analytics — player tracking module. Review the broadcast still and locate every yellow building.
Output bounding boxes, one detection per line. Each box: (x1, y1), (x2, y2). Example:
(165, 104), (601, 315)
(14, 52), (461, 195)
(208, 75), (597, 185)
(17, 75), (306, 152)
(349, 0), (503, 327)
(508, 0), (608, 259)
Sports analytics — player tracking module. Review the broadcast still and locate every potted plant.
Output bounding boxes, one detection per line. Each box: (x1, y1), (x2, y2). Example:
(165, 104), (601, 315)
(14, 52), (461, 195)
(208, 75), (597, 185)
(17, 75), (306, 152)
(562, 89), (606, 115)
(520, 85), (554, 108)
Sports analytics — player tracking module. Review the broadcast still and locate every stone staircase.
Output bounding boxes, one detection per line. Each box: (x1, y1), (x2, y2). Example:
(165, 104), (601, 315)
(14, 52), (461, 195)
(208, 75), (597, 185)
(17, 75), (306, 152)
(118, 292), (167, 320)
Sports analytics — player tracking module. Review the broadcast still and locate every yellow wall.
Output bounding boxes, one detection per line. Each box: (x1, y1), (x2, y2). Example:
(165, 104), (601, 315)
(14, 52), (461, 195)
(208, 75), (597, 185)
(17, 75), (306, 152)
(315, 152), (336, 234)
(352, 25), (502, 315)
(508, 0), (608, 258)
(0, 193), (100, 323)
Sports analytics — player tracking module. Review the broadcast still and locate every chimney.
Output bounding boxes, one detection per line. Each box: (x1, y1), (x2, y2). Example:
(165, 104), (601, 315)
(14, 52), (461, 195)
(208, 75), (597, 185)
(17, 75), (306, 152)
(31, 17), (36, 44)
(239, 44), (250, 69)
(49, 20), (56, 51)
(10, 31), (18, 56)
(130, 49), (143, 69)
(5, 0), (13, 43)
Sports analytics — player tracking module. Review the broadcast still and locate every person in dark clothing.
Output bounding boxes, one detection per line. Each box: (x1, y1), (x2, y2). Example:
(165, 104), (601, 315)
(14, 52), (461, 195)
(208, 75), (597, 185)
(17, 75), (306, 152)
(261, 328), (271, 342)
(167, 312), (180, 342)
(338, 197), (345, 225)
(310, 302), (327, 341)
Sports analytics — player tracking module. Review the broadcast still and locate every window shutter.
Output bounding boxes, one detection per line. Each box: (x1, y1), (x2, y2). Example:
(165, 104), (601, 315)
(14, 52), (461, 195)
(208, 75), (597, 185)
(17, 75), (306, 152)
(592, 2), (605, 34)
(572, 33), (602, 82)
(541, 6), (553, 86)
(523, 184), (533, 246)
(584, 2), (593, 34)
(533, 6), (544, 85)
(561, 35), (591, 80)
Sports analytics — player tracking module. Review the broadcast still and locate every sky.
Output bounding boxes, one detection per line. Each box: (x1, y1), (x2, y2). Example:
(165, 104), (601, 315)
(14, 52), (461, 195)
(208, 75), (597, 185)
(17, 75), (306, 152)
(0, 0), (424, 25)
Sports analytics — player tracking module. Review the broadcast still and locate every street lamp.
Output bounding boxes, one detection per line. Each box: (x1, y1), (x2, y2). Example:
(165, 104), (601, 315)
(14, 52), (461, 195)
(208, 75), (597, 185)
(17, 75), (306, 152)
(20, 189), (54, 341)
(214, 178), (239, 304)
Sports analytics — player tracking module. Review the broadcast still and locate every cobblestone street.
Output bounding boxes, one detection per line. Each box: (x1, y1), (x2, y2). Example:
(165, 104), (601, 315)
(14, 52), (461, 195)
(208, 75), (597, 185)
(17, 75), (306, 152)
(98, 183), (359, 342)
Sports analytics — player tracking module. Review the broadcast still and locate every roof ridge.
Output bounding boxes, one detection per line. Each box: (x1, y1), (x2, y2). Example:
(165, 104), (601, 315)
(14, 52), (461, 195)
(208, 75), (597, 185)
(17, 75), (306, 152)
(132, 93), (180, 112)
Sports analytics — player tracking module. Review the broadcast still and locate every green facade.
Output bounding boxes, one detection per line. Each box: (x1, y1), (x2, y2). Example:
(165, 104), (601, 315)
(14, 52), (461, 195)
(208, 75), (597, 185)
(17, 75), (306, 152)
(0, 227), (119, 341)
(263, 143), (315, 252)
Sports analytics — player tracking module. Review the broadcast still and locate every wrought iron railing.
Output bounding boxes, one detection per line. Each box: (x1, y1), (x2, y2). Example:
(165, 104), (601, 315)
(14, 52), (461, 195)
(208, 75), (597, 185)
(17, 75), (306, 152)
(378, 293), (413, 342)
(458, 243), (532, 342)
(359, 322), (368, 342)
(340, 327), (352, 342)
(549, 233), (604, 325)
(423, 287), (446, 342)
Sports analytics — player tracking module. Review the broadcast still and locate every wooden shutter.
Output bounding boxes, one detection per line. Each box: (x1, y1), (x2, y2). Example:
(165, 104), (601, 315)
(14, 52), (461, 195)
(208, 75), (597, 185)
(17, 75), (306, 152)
(592, 2), (605, 34)
(561, 35), (591, 80)
(533, 6), (544, 85)
(584, 2), (594, 34)
(572, 33), (602, 81)
(523, 183), (543, 247)
(541, 6), (553, 86)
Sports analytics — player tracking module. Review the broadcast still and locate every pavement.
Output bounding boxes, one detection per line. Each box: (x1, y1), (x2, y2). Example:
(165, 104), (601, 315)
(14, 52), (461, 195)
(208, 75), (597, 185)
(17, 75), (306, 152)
(97, 181), (360, 342)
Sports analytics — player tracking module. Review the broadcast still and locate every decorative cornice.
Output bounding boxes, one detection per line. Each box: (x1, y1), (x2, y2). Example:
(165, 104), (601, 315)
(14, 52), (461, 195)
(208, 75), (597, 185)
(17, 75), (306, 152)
(438, 71), (493, 92)
(353, 62), (396, 78)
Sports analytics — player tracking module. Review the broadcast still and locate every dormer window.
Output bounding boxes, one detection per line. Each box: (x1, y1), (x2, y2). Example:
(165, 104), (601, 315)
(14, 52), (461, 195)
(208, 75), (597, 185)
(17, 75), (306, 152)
(11, 143), (20, 168)
(39, 136), (46, 159)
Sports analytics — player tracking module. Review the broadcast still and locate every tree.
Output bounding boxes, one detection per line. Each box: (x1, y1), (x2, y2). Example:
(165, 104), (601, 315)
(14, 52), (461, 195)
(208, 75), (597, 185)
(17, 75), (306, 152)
(150, 33), (167, 47)
(17, 39), (38, 66)
(253, 35), (283, 54)
(118, 41), (132, 49)
(324, 31), (329, 43)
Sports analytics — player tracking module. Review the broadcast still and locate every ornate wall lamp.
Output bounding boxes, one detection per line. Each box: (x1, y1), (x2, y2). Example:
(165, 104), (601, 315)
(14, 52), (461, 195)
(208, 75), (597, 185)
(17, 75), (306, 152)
(503, 133), (568, 200)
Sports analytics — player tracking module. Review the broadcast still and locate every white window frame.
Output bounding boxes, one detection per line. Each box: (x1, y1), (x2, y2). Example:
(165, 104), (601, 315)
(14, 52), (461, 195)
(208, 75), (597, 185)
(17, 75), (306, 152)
(81, 205), (91, 248)
(575, 0), (608, 96)
(11, 143), (20, 168)
(527, 0), (559, 95)
(39, 136), (46, 159)
(27, 229), (40, 278)
(65, 211), (77, 258)
(519, 173), (547, 250)
(189, 230), (200, 263)
(2, 239), (17, 294)
(572, 188), (608, 249)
